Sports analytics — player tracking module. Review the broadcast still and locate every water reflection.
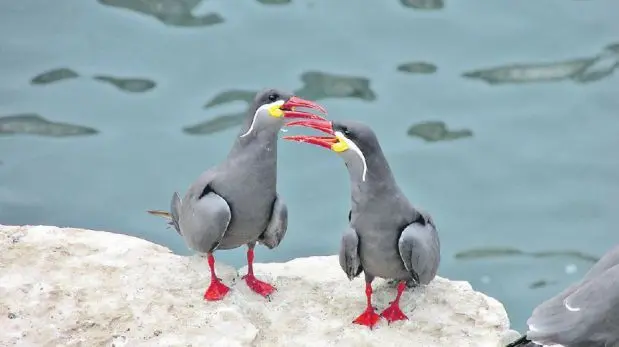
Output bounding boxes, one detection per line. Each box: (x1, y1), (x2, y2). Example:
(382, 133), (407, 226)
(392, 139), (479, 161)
(92, 75), (156, 93)
(295, 71), (376, 101)
(183, 112), (245, 135)
(203, 90), (256, 109)
(529, 279), (558, 289)
(97, 0), (224, 27)
(30, 68), (79, 85)
(407, 121), (472, 142)
(191, 71), (377, 135)
(462, 42), (619, 85)
(396, 61), (437, 74)
(0, 114), (99, 137)
(455, 247), (599, 263)
(257, 0), (291, 4)
(400, 0), (444, 10)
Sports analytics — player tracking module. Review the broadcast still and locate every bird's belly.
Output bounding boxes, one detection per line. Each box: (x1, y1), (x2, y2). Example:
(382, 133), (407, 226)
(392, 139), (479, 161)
(358, 231), (410, 280)
(216, 195), (273, 250)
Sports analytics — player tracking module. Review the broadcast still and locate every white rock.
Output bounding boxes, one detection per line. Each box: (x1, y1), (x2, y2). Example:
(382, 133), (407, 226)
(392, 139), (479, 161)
(0, 225), (513, 347)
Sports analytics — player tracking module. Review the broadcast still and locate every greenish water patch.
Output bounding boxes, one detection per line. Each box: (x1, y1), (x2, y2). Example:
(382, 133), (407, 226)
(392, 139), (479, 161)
(400, 0), (444, 10)
(296, 71), (376, 101)
(0, 114), (99, 137)
(455, 247), (600, 263)
(407, 121), (472, 142)
(396, 62), (437, 74)
(31, 68), (79, 85)
(257, 0), (291, 4)
(183, 112), (246, 135)
(462, 42), (619, 85)
(529, 279), (558, 289)
(97, 0), (224, 27)
(92, 76), (156, 93)
(204, 90), (257, 109)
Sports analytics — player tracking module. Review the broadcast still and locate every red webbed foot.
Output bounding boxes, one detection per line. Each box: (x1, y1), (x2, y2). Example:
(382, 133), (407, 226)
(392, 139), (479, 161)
(353, 308), (381, 329)
(380, 280), (409, 323)
(204, 279), (230, 301)
(242, 273), (276, 298)
(380, 303), (408, 323)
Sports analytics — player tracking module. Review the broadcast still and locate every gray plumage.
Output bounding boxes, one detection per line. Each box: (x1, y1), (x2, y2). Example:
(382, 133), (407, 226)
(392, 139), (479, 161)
(332, 120), (441, 286)
(171, 89), (292, 254)
(149, 88), (327, 300)
(507, 244), (619, 347)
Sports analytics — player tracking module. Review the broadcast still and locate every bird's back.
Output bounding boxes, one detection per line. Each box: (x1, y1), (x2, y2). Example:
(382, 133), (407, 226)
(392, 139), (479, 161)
(526, 263), (619, 346)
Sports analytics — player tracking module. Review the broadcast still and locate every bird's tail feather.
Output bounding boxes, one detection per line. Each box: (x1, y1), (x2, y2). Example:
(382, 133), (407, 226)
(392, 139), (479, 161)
(147, 210), (172, 219)
(145, 192), (183, 236)
(169, 192), (182, 235)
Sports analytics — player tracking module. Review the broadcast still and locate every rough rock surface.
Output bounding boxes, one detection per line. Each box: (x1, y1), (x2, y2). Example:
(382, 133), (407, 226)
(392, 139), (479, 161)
(1, 225), (512, 346)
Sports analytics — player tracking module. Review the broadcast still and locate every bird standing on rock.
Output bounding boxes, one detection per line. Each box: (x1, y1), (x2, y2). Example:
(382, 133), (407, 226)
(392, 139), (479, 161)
(148, 89), (327, 301)
(506, 244), (619, 347)
(283, 119), (440, 329)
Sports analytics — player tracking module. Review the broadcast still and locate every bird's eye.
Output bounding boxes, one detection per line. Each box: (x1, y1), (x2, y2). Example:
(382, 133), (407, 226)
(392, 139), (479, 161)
(268, 94), (278, 102)
(341, 127), (351, 136)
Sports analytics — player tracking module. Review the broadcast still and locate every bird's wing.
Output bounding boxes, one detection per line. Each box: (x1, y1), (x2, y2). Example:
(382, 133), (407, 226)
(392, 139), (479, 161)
(180, 183), (231, 253)
(526, 264), (619, 346)
(397, 210), (440, 285)
(339, 226), (363, 280)
(580, 244), (619, 282)
(258, 194), (288, 249)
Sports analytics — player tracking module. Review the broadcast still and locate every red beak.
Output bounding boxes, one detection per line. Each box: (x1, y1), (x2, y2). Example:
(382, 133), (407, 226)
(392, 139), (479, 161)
(281, 96), (328, 120)
(282, 119), (337, 149)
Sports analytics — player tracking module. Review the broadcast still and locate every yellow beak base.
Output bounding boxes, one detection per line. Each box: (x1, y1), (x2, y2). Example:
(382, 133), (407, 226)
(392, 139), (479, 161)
(331, 134), (349, 152)
(268, 104), (284, 118)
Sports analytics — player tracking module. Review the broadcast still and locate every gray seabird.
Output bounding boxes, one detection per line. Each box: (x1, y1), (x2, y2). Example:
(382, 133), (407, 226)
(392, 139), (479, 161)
(148, 89), (327, 301)
(283, 119), (441, 328)
(506, 244), (619, 347)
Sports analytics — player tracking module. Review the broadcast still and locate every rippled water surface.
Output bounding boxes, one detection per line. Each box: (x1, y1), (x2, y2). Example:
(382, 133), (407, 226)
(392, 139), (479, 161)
(1, 0), (618, 332)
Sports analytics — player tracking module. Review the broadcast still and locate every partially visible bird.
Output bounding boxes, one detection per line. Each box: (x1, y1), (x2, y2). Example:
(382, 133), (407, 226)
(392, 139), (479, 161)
(282, 119), (440, 329)
(148, 89), (327, 301)
(505, 244), (619, 347)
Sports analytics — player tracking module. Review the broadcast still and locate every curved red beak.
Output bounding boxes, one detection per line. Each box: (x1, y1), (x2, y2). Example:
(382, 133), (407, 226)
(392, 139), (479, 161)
(282, 119), (337, 149)
(281, 96), (328, 120)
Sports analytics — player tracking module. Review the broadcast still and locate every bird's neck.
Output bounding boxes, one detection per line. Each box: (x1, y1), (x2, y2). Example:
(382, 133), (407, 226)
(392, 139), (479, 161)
(347, 151), (398, 207)
(228, 126), (280, 159)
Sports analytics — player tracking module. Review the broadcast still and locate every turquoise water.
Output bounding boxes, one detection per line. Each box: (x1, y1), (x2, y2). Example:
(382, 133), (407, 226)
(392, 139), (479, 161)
(1, 0), (618, 332)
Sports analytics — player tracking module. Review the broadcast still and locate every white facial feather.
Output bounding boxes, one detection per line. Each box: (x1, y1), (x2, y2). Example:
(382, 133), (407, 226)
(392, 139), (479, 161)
(563, 299), (580, 312)
(335, 130), (368, 182)
(240, 100), (284, 138)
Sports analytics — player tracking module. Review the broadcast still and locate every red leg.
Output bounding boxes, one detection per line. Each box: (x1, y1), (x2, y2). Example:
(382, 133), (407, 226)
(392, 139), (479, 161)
(242, 247), (276, 298)
(203, 253), (230, 301)
(380, 281), (408, 323)
(352, 281), (381, 329)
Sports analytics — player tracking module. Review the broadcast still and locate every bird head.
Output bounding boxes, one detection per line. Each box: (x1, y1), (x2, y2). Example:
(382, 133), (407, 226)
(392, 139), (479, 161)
(239, 89), (328, 138)
(283, 119), (379, 182)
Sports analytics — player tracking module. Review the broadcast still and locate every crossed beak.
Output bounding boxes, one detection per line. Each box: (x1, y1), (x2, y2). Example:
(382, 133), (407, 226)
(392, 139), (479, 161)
(282, 119), (348, 152)
(279, 96), (328, 120)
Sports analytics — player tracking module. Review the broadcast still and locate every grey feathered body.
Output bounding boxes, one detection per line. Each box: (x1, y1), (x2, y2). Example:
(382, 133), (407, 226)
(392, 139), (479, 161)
(176, 125), (282, 253)
(520, 245), (619, 347)
(350, 174), (439, 283)
(352, 182), (412, 280)
(341, 127), (440, 285)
